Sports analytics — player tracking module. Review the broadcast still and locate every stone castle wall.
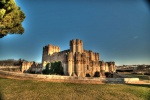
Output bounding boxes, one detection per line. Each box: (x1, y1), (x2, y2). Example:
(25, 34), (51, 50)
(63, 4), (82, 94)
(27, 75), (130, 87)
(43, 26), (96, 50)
(0, 66), (20, 69)
(0, 66), (20, 72)
(21, 61), (42, 73)
(42, 39), (116, 77)
(42, 44), (61, 64)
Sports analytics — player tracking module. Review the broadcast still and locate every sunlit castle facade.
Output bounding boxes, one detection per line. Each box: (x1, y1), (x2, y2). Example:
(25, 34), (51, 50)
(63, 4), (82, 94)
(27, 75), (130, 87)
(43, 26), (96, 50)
(42, 39), (116, 77)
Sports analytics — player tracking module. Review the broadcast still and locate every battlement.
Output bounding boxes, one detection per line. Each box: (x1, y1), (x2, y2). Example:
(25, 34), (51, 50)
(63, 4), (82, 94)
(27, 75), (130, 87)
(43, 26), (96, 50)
(43, 44), (60, 56)
(70, 39), (82, 45)
(70, 39), (83, 54)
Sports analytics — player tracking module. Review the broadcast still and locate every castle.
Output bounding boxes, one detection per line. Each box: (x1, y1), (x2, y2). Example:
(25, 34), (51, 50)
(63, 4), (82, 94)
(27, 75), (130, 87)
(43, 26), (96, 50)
(42, 39), (116, 77)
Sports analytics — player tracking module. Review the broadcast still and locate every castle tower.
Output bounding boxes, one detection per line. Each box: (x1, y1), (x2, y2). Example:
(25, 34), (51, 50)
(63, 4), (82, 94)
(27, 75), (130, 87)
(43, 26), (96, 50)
(89, 50), (95, 61)
(47, 44), (60, 55)
(100, 61), (106, 77)
(75, 52), (81, 76)
(70, 39), (76, 54)
(70, 39), (83, 54)
(112, 62), (116, 72)
(42, 46), (48, 64)
(76, 39), (83, 53)
(105, 62), (109, 72)
(81, 53), (86, 77)
(67, 52), (73, 76)
(42, 44), (60, 64)
(108, 62), (116, 73)
(95, 53), (100, 61)
(100, 61), (105, 70)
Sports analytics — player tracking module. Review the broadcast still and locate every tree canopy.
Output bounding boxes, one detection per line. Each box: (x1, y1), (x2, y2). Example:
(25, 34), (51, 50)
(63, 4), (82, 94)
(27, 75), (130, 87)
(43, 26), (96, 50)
(0, 58), (23, 66)
(42, 61), (64, 75)
(0, 0), (25, 38)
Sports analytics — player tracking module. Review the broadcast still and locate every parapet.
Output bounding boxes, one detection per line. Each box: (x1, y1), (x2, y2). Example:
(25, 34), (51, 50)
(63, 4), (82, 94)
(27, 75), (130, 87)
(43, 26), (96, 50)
(70, 39), (83, 54)
(106, 61), (115, 66)
(70, 39), (83, 45)
(43, 44), (60, 55)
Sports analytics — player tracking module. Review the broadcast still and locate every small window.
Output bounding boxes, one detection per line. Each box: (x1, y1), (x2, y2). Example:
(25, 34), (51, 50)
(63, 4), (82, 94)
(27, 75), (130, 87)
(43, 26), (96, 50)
(87, 65), (89, 70)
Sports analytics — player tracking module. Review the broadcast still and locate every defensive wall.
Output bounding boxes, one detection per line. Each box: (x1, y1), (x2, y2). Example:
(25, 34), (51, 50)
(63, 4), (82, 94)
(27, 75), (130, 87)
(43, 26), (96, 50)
(0, 70), (139, 84)
(0, 66), (20, 69)
(0, 66), (20, 71)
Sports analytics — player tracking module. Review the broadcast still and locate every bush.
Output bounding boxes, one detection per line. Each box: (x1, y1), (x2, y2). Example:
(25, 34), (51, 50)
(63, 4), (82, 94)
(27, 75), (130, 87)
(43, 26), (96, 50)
(42, 63), (50, 75)
(42, 61), (64, 75)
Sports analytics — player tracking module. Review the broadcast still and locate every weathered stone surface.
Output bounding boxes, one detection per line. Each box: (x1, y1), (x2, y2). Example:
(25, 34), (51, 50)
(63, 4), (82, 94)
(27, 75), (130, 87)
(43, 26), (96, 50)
(21, 62), (42, 73)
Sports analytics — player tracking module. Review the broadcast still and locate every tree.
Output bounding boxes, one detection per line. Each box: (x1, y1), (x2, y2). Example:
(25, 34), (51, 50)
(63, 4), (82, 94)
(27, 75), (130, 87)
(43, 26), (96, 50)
(0, 59), (23, 66)
(0, 0), (25, 38)
(42, 63), (50, 75)
(50, 61), (64, 75)
(42, 61), (64, 75)
(137, 65), (145, 71)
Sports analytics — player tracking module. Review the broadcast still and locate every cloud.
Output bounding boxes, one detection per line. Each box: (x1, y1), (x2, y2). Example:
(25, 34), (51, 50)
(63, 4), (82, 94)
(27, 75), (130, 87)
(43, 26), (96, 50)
(133, 36), (138, 39)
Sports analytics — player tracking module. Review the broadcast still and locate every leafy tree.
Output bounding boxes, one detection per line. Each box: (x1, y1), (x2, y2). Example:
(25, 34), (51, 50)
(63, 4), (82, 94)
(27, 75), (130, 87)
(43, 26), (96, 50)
(50, 61), (64, 75)
(42, 63), (50, 75)
(137, 65), (145, 71)
(0, 59), (23, 66)
(42, 61), (64, 75)
(0, 0), (25, 38)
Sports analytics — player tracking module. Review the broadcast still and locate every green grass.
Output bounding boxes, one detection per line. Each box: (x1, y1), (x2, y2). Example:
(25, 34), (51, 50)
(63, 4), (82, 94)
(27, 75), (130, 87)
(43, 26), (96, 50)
(0, 78), (150, 100)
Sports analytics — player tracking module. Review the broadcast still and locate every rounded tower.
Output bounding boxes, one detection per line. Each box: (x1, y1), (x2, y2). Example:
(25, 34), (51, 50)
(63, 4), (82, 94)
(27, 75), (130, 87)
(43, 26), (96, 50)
(67, 52), (73, 76)
(109, 62), (115, 73)
(100, 61), (106, 77)
(76, 39), (83, 53)
(75, 52), (81, 76)
(70, 39), (76, 54)
(70, 39), (83, 54)
(81, 53), (86, 77)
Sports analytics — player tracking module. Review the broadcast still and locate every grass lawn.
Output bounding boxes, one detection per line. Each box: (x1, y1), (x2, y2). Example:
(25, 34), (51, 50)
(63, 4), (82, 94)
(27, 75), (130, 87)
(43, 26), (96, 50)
(0, 78), (150, 100)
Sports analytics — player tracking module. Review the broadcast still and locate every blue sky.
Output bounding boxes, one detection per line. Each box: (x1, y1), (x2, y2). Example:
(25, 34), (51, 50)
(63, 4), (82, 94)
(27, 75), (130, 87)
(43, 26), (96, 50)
(0, 0), (150, 65)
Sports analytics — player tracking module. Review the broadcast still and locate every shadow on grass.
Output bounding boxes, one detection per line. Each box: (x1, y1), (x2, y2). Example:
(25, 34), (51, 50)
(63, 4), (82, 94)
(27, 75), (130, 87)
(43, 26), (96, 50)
(0, 91), (4, 100)
(126, 84), (150, 88)
(0, 77), (7, 80)
(0, 78), (4, 100)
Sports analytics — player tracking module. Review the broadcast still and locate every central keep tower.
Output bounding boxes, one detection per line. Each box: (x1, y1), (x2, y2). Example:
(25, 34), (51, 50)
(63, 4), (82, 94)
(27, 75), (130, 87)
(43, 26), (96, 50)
(70, 39), (83, 54)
